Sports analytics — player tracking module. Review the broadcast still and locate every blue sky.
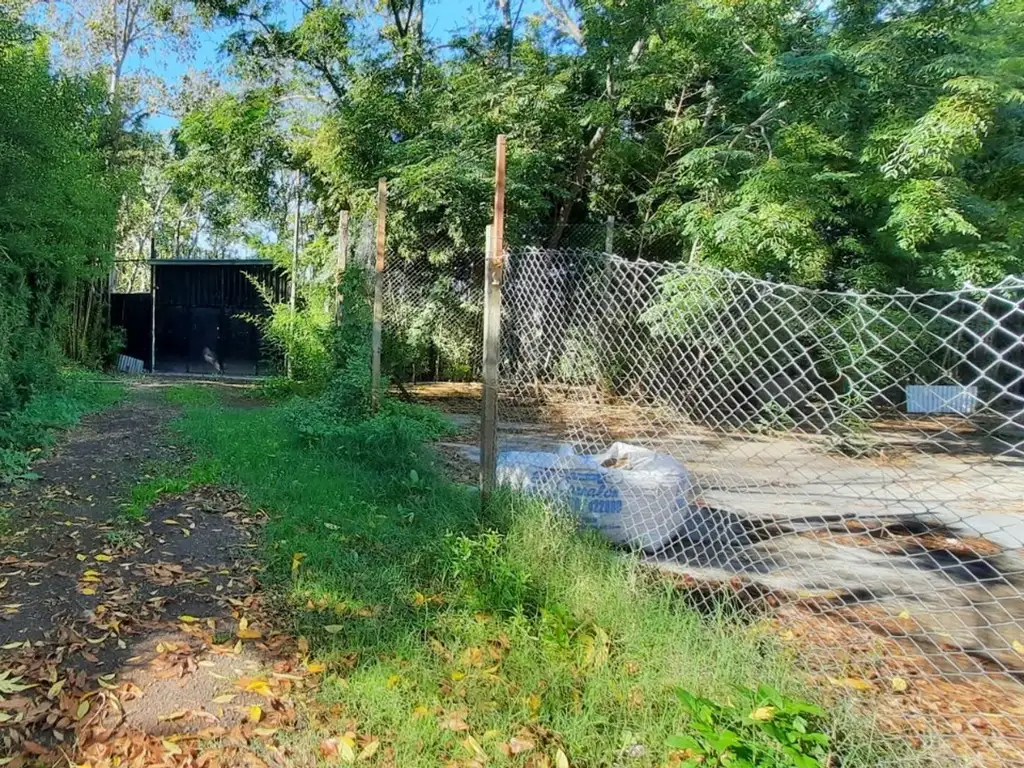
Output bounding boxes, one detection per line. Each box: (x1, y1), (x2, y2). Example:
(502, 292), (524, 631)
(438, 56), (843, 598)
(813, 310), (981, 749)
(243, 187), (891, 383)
(144, 0), (545, 132)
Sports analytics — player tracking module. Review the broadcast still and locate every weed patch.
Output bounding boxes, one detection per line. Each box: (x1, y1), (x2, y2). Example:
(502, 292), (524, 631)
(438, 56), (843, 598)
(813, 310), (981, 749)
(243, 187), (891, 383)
(171, 398), (918, 766)
(121, 460), (220, 521)
(0, 370), (124, 484)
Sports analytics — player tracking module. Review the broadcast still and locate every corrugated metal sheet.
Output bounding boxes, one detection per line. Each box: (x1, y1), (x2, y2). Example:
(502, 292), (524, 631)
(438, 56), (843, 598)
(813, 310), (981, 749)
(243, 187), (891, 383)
(154, 263), (288, 309)
(906, 384), (979, 414)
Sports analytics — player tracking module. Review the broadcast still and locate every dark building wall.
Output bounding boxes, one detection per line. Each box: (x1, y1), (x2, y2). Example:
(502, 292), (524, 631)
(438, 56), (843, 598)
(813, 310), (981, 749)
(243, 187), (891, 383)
(110, 293), (152, 363)
(154, 263), (288, 310)
(111, 262), (289, 375)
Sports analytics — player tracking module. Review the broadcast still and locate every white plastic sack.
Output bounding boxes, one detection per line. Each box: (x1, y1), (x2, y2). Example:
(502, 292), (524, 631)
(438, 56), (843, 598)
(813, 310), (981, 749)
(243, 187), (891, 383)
(496, 442), (697, 551)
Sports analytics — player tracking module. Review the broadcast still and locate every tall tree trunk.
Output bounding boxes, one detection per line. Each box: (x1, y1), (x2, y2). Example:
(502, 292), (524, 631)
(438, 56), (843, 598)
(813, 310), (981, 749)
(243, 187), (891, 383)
(546, 125), (607, 248)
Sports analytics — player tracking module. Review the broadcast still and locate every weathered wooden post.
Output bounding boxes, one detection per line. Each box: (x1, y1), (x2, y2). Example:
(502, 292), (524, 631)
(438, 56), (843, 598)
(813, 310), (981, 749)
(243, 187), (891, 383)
(372, 178), (387, 411)
(480, 135), (507, 502)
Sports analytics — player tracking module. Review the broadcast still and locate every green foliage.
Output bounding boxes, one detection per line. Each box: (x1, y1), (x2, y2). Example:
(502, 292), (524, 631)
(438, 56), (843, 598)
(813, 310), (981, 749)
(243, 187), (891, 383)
(668, 686), (830, 767)
(199, 0), (1022, 291)
(0, 9), (122, 437)
(241, 247), (341, 387)
(0, 370), (124, 484)
(170, 90), (289, 234)
(169, 392), (914, 766)
(444, 527), (535, 615)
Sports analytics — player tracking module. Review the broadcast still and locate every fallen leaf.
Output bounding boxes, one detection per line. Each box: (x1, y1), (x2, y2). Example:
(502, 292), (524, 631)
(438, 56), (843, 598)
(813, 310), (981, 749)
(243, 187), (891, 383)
(463, 736), (487, 759)
(76, 554), (87, 561)
(581, 626), (610, 669)
(555, 748), (570, 768)
(1014, 640), (1024, 655)
(507, 736), (535, 755)
(891, 677), (909, 693)
(212, 694), (236, 704)
(324, 624), (345, 634)
(239, 628), (262, 640)
(291, 552), (306, 578)
(75, 699), (91, 720)
(178, 615), (200, 623)
(242, 679), (274, 697)
(158, 709), (189, 722)
(750, 706), (776, 721)
(831, 677), (873, 692)
(0, 672), (36, 694)
(162, 739), (182, 756)
(248, 705), (262, 723)
(94, 554), (113, 562)
(358, 740), (380, 761)
(339, 735), (356, 764)
(527, 693), (542, 716)
(441, 711), (470, 732)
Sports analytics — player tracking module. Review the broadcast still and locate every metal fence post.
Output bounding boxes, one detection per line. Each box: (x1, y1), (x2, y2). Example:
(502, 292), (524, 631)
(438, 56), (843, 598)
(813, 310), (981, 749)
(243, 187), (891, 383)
(605, 214), (615, 255)
(288, 171), (301, 378)
(372, 178), (387, 411)
(149, 261), (156, 373)
(481, 136), (507, 502)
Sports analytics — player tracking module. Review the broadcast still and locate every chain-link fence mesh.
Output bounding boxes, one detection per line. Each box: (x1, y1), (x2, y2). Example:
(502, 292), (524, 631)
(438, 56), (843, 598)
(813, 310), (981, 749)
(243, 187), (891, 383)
(379, 234), (485, 386)
(491, 246), (1024, 763)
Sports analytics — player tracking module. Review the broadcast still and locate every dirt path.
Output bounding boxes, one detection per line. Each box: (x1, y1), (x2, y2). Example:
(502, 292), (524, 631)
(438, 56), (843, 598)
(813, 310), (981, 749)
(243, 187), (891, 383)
(0, 385), (315, 766)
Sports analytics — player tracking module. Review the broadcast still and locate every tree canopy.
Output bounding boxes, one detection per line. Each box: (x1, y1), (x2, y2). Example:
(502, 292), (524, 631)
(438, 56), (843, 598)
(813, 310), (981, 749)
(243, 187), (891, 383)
(156, 0), (1022, 291)
(0, 7), (123, 414)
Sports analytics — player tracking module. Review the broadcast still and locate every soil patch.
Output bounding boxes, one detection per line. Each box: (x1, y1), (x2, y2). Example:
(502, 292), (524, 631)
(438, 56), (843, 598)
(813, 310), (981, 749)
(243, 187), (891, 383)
(0, 385), (317, 766)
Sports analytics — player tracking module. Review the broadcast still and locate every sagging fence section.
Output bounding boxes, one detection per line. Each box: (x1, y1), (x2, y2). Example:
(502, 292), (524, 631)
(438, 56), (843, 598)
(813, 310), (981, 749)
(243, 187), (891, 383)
(369, 220), (1024, 761)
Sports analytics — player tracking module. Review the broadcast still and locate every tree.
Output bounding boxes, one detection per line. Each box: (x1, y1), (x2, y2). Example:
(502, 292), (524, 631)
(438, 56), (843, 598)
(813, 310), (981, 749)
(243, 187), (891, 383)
(177, 0), (1024, 290)
(45, 0), (195, 105)
(0, 7), (122, 406)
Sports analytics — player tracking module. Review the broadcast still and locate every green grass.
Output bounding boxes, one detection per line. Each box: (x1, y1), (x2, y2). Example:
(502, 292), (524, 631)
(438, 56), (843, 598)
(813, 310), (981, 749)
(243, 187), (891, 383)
(121, 459), (220, 520)
(171, 398), (923, 767)
(0, 369), (125, 484)
(163, 383), (222, 407)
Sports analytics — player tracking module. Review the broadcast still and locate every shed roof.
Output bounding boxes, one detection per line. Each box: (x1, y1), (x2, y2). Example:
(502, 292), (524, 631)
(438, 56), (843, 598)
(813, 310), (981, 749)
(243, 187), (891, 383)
(148, 259), (278, 267)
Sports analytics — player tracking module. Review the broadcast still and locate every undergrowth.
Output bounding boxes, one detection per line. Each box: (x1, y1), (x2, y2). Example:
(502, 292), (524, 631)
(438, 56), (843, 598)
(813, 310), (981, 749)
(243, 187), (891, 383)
(170, 390), (921, 767)
(0, 370), (124, 484)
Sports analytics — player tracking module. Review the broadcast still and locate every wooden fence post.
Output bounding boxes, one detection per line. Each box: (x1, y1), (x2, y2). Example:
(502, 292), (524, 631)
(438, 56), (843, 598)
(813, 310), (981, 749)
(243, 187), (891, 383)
(605, 214), (615, 255)
(480, 135), (507, 502)
(372, 178), (387, 411)
(336, 209), (349, 320)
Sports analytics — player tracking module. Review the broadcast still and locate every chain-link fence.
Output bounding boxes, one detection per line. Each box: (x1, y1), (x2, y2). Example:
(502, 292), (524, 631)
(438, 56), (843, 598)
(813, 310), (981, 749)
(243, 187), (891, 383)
(489, 246), (1024, 764)
(379, 235), (485, 386)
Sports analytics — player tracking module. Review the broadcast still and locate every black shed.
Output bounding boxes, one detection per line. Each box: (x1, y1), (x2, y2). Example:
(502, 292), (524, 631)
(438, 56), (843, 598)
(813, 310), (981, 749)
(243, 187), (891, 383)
(111, 260), (289, 376)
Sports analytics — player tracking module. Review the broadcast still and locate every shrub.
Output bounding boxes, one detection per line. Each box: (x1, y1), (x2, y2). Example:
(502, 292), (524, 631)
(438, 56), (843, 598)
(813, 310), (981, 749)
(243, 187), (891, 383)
(668, 685), (830, 767)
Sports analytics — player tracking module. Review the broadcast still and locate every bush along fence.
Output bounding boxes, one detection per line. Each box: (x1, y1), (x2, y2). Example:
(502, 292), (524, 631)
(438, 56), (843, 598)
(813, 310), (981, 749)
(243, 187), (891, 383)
(331, 139), (1024, 764)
